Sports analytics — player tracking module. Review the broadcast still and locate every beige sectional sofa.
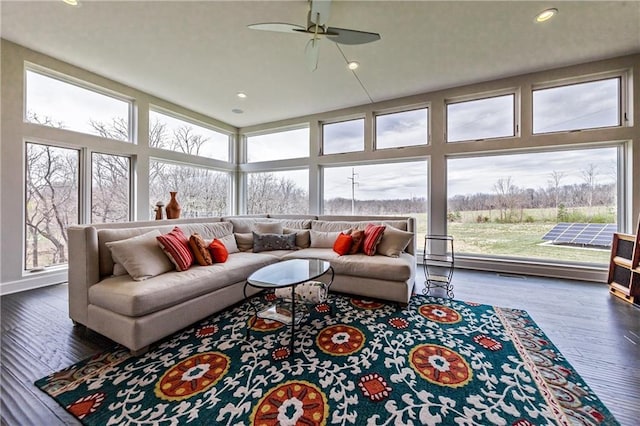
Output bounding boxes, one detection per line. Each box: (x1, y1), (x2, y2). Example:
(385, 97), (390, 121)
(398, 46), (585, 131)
(68, 214), (416, 354)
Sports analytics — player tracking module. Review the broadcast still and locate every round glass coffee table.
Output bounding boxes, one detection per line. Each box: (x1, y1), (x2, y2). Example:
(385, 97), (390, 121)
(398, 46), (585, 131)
(244, 258), (334, 355)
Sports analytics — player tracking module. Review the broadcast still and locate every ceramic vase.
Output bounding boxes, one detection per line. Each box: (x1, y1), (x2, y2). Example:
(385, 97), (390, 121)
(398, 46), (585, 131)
(165, 192), (181, 219)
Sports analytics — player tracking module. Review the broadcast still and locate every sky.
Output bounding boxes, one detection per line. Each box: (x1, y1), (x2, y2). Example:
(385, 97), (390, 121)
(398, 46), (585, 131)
(27, 69), (621, 200)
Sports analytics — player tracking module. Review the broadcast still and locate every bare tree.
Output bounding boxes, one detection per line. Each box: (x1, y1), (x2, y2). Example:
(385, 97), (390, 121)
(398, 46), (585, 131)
(247, 173), (308, 215)
(493, 177), (521, 222)
(547, 170), (566, 215)
(582, 163), (598, 210)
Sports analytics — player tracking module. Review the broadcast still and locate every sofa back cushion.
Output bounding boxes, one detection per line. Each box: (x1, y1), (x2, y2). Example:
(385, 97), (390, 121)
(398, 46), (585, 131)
(311, 220), (408, 232)
(105, 230), (174, 280)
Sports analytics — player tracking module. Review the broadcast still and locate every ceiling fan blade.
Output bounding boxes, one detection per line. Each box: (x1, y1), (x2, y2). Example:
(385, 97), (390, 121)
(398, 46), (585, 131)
(248, 23), (306, 33)
(326, 27), (381, 45)
(305, 38), (320, 72)
(310, 0), (332, 26)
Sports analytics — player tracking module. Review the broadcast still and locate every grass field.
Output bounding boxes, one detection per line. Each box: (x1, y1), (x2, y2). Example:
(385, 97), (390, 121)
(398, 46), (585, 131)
(409, 206), (613, 265)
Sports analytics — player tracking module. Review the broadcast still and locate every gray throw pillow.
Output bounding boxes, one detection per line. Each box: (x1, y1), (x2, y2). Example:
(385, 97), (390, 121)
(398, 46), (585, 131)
(252, 232), (297, 252)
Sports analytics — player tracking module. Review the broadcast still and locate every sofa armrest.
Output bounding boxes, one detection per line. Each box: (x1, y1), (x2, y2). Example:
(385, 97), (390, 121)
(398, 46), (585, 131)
(68, 225), (101, 325)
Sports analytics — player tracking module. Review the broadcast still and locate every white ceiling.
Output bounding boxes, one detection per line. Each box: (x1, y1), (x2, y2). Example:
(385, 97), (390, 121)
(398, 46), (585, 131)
(1, 1), (639, 128)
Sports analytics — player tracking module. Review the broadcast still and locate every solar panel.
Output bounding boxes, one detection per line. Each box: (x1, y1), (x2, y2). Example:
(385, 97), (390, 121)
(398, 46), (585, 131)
(542, 223), (616, 247)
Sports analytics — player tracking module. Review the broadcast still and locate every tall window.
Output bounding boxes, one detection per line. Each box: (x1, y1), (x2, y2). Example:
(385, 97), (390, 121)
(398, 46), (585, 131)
(25, 69), (131, 141)
(323, 161), (427, 234)
(376, 108), (428, 149)
(25, 143), (79, 270)
(447, 147), (619, 264)
(447, 94), (515, 142)
(149, 109), (230, 161)
(323, 119), (365, 154)
(149, 160), (230, 218)
(246, 127), (309, 163)
(91, 153), (131, 223)
(247, 169), (309, 214)
(533, 78), (621, 134)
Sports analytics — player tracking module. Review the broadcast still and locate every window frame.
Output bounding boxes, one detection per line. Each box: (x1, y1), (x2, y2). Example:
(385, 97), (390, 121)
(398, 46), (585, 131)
(320, 116), (366, 155)
(445, 90), (519, 143)
(531, 74), (625, 135)
(24, 64), (134, 143)
(244, 124), (310, 164)
(373, 105), (430, 150)
(148, 105), (233, 162)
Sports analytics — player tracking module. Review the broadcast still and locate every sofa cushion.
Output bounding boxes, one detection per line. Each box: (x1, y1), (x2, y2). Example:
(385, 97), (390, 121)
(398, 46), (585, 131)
(310, 230), (341, 248)
(282, 248), (340, 262)
(157, 227), (194, 271)
(283, 228), (311, 248)
(349, 229), (365, 254)
(226, 217), (269, 233)
(180, 222), (233, 240)
(255, 222), (283, 234)
(274, 218), (312, 230)
(330, 252), (415, 282)
(105, 230), (174, 281)
(311, 220), (408, 232)
(235, 232), (254, 251)
(333, 232), (353, 255)
(208, 239), (229, 263)
(377, 226), (413, 258)
(363, 224), (386, 256)
(89, 252), (279, 317)
(219, 234), (239, 254)
(189, 233), (213, 266)
(253, 232), (297, 252)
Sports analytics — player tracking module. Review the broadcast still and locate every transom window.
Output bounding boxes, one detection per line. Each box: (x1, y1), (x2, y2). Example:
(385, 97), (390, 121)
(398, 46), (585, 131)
(246, 127), (309, 163)
(322, 118), (365, 154)
(447, 94), (515, 142)
(25, 69), (131, 141)
(149, 109), (230, 161)
(533, 77), (621, 134)
(376, 108), (428, 149)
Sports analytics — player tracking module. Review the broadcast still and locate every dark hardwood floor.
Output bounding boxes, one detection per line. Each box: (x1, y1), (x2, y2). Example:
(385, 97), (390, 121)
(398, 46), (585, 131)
(1, 269), (639, 425)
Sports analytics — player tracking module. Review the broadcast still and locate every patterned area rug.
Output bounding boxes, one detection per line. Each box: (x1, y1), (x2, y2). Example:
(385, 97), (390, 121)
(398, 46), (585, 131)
(36, 293), (618, 425)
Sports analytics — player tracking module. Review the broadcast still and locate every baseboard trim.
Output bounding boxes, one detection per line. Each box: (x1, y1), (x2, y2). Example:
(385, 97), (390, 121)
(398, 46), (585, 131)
(0, 271), (68, 296)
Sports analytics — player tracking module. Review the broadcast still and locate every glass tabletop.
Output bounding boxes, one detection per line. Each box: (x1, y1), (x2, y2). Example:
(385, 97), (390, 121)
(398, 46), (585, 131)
(247, 258), (331, 289)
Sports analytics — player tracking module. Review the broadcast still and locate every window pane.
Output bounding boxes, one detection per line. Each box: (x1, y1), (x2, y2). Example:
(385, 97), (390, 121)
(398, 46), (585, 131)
(447, 147), (618, 265)
(323, 119), (364, 154)
(246, 128), (309, 163)
(149, 110), (230, 161)
(376, 108), (428, 149)
(323, 161), (427, 235)
(92, 153), (130, 223)
(247, 170), (309, 214)
(25, 70), (130, 141)
(247, 169), (309, 214)
(25, 143), (79, 269)
(149, 160), (230, 218)
(533, 78), (620, 134)
(447, 94), (514, 142)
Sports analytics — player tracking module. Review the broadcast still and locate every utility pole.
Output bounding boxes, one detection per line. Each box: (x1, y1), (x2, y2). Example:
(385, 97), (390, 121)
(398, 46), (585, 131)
(348, 167), (359, 215)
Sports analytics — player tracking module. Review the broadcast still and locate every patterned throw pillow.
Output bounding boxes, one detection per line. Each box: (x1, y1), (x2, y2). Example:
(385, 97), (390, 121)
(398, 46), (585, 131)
(252, 232), (297, 253)
(333, 232), (353, 256)
(362, 224), (386, 256)
(208, 239), (229, 263)
(349, 229), (365, 254)
(189, 233), (213, 266)
(156, 226), (194, 271)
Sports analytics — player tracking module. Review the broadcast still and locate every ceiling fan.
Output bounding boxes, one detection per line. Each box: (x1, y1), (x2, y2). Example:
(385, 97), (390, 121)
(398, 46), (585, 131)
(248, 0), (381, 71)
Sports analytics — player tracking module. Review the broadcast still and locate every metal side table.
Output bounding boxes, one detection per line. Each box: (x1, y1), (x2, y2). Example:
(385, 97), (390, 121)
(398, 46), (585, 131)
(423, 235), (454, 298)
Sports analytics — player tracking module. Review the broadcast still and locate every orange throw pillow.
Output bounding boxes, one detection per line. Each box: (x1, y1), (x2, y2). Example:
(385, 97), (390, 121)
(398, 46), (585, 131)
(333, 232), (353, 256)
(349, 229), (365, 254)
(189, 233), (213, 266)
(208, 239), (229, 263)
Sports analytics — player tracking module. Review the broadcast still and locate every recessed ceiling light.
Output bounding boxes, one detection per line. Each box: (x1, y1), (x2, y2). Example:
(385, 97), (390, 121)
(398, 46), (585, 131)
(62, 0), (80, 6)
(535, 8), (558, 23)
(347, 61), (359, 70)
(232, 108), (244, 114)
(236, 92), (247, 99)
